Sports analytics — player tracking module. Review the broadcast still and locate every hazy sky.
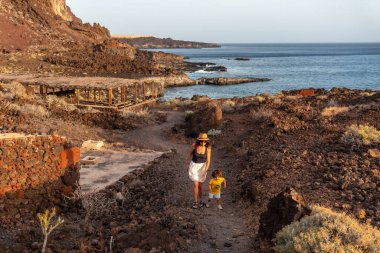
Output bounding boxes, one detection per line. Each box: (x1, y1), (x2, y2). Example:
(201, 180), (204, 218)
(66, 0), (380, 43)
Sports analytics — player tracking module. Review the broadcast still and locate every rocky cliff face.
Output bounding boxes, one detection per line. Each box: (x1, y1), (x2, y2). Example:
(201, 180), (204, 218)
(0, 0), (110, 51)
(0, 0), (185, 77)
(50, 0), (74, 21)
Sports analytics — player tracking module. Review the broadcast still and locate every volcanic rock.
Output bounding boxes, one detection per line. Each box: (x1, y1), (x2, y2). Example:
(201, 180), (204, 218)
(185, 102), (223, 138)
(258, 188), (311, 251)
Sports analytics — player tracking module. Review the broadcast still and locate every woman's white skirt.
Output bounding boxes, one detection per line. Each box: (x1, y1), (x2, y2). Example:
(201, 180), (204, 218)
(188, 161), (207, 182)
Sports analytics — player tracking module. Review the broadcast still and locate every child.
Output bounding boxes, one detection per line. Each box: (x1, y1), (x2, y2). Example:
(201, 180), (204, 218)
(206, 169), (227, 210)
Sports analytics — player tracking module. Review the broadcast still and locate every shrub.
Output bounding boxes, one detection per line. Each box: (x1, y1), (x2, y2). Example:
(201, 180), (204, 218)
(221, 100), (235, 112)
(185, 110), (194, 116)
(255, 95), (266, 102)
(250, 107), (273, 123)
(207, 129), (222, 136)
(46, 95), (77, 112)
(321, 106), (350, 117)
(23, 104), (50, 118)
(327, 99), (339, 107)
(341, 124), (380, 147)
(0, 82), (28, 99)
(273, 206), (380, 253)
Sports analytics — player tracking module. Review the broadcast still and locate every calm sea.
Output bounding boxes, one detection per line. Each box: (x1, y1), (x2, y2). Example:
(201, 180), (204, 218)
(150, 43), (380, 99)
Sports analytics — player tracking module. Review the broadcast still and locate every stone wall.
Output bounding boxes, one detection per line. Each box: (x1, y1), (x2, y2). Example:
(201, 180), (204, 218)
(0, 134), (80, 221)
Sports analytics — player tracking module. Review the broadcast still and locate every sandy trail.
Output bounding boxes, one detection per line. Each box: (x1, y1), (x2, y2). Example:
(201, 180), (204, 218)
(121, 110), (254, 252)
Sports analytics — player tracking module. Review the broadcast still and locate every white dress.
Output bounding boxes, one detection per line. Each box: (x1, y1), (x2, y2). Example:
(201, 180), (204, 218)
(188, 161), (207, 182)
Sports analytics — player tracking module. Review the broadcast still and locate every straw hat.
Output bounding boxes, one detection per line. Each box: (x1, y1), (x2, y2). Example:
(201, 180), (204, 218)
(197, 133), (209, 141)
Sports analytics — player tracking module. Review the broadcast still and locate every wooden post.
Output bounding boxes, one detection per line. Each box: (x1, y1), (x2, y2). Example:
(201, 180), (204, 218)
(135, 83), (138, 104)
(74, 89), (79, 104)
(151, 82), (154, 98)
(108, 88), (113, 106)
(121, 86), (126, 103)
(98, 89), (101, 103)
(94, 89), (97, 104)
(39, 85), (43, 95)
(143, 82), (146, 101)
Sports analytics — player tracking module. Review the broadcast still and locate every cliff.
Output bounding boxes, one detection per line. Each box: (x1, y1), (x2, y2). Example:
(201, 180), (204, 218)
(0, 0), (186, 77)
(113, 36), (220, 49)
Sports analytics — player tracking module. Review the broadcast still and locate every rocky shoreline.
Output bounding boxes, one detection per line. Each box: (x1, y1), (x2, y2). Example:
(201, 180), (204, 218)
(112, 36), (220, 49)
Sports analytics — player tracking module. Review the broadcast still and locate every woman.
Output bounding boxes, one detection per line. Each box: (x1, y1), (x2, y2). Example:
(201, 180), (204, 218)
(187, 133), (212, 209)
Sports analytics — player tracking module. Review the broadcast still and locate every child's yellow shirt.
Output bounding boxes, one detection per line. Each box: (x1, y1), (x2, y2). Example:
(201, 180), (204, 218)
(209, 177), (225, 194)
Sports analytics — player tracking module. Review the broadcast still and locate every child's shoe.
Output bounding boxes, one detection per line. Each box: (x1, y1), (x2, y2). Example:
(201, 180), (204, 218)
(206, 202), (210, 208)
(199, 201), (205, 207)
(217, 205), (223, 210)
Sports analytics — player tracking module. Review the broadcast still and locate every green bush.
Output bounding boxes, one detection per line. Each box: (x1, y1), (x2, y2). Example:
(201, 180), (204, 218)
(273, 206), (380, 253)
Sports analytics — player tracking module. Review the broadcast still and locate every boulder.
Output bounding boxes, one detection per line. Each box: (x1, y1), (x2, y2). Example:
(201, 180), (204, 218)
(258, 187), (311, 251)
(185, 102), (223, 138)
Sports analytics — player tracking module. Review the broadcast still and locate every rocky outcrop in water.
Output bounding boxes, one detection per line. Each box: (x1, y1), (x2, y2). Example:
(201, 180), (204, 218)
(198, 77), (271, 85)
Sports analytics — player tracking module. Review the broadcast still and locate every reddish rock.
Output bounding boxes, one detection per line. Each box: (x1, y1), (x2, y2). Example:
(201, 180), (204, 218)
(298, 89), (315, 96)
(60, 147), (81, 169)
(15, 190), (25, 200)
(61, 185), (73, 195)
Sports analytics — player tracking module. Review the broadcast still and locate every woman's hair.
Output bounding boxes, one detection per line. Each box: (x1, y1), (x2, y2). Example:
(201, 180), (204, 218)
(195, 140), (210, 147)
(212, 169), (222, 178)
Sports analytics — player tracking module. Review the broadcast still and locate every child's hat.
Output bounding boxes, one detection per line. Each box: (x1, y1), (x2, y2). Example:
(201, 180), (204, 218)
(197, 133), (209, 141)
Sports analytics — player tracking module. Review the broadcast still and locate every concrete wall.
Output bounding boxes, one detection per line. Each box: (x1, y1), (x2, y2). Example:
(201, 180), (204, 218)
(0, 134), (80, 220)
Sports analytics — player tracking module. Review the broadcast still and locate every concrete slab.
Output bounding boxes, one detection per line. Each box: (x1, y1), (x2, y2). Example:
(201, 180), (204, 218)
(79, 148), (163, 192)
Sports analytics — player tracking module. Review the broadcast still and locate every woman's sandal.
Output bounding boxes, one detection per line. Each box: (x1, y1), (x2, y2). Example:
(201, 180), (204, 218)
(192, 202), (198, 209)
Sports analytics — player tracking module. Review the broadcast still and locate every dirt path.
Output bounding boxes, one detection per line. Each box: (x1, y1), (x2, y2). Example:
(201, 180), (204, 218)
(121, 110), (254, 252)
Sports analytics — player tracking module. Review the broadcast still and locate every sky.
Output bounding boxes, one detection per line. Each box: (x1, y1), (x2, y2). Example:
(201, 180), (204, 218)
(66, 0), (380, 43)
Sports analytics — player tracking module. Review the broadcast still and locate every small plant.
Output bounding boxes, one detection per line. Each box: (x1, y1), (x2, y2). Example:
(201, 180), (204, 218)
(273, 206), (380, 253)
(37, 207), (64, 253)
(341, 124), (380, 149)
(65, 185), (116, 222)
(250, 107), (273, 123)
(207, 129), (222, 136)
(327, 99), (339, 107)
(321, 106), (350, 117)
(185, 110), (194, 116)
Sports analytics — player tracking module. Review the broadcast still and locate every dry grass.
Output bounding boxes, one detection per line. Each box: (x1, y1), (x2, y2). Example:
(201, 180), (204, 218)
(341, 124), (380, 148)
(273, 206), (380, 253)
(0, 82), (28, 99)
(46, 95), (77, 112)
(321, 106), (350, 117)
(23, 104), (50, 118)
(250, 107), (274, 123)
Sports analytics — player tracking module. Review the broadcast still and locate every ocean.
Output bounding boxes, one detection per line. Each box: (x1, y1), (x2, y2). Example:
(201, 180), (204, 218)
(151, 43), (380, 99)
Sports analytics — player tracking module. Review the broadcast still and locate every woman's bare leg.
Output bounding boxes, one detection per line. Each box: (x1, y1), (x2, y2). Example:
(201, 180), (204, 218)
(193, 181), (199, 203)
(198, 183), (203, 201)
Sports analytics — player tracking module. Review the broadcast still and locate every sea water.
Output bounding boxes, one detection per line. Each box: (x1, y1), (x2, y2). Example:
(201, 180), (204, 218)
(149, 43), (380, 99)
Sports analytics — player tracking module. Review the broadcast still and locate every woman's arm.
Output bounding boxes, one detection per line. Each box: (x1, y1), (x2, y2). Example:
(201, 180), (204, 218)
(223, 179), (227, 189)
(186, 144), (195, 171)
(205, 146), (212, 171)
